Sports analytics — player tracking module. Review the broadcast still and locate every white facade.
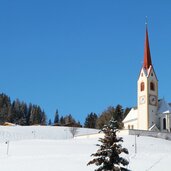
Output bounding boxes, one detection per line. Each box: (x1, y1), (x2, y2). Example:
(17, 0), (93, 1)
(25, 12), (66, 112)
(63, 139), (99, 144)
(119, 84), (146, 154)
(157, 99), (171, 132)
(123, 108), (138, 130)
(124, 98), (171, 132)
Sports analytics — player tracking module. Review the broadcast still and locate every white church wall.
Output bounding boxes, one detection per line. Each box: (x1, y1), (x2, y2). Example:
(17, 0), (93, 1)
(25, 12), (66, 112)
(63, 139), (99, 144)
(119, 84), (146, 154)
(124, 119), (137, 130)
(123, 108), (138, 130)
(159, 114), (171, 132)
(169, 115), (171, 132)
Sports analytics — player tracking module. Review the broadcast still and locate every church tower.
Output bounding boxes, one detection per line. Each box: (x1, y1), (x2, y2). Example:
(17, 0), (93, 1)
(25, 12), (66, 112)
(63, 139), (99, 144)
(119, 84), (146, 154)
(137, 25), (158, 130)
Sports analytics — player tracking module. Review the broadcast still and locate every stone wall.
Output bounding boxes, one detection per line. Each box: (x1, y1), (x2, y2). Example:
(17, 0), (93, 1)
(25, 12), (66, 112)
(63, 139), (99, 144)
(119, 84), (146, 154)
(128, 129), (171, 140)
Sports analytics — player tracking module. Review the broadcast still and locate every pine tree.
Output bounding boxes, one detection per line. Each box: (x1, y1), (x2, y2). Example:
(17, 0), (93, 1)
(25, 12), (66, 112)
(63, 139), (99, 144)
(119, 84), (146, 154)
(48, 119), (52, 125)
(113, 105), (124, 129)
(84, 112), (98, 128)
(87, 118), (129, 171)
(96, 106), (114, 129)
(0, 93), (11, 124)
(59, 116), (65, 125)
(41, 110), (47, 125)
(54, 110), (59, 124)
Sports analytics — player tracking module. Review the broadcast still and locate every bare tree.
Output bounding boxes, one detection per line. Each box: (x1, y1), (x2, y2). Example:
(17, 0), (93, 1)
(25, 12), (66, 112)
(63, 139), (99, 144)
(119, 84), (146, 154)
(70, 127), (78, 138)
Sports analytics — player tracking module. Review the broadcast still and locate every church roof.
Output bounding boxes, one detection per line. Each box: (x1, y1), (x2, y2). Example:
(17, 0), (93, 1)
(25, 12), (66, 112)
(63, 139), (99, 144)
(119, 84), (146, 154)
(123, 108), (137, 123)
(143, 25), (152, 70)
(158, 99), (171, 114)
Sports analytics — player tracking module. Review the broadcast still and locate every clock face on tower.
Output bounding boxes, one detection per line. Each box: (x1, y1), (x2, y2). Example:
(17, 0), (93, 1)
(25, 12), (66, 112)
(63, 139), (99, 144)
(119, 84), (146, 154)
(149, 95), (157, 106)
(139, 95), (146, 104)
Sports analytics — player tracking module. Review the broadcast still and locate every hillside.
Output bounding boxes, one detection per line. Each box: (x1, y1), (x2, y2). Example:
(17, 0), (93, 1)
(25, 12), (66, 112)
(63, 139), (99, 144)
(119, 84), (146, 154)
(0, 126), (170, 171)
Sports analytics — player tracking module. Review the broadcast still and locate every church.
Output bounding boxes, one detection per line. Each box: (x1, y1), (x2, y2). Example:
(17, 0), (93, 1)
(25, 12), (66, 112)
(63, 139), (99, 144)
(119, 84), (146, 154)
(123, 25), (171, 132)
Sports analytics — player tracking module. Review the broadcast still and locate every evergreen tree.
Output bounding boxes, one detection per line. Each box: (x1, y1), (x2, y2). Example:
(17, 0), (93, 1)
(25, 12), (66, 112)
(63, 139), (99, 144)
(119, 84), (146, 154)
(76, 121), (82, 127)
(29, 105), (36, 125)
(96, 106), (114, 129)
(87, 119), (129, 171)
(11, 99), (22, 124)
(59, 116), (65, 125)
(26, 103), (33, 125)
(48, 119), (52, 125)
(17, 101), (27, 125)
(29, 105), (46, 125)
(84, 112), (98, 128)
(29, 105), (42, 125)
(54, 109), (59, 124)
(0, 93), (11, 124)
(41, 110), (47, 125)
(113, 105), (124, 129)
(63, 114), (76, 126)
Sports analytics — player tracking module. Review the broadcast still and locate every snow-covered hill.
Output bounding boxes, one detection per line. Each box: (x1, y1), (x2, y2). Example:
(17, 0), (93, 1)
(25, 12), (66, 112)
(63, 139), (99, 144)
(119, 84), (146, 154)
(0, 126), (170, 171)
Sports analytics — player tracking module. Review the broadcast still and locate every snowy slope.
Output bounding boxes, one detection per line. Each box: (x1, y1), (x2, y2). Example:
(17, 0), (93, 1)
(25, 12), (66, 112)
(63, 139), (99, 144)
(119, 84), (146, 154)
(122, 136), (171, 171)
(0, 126), (170, 171)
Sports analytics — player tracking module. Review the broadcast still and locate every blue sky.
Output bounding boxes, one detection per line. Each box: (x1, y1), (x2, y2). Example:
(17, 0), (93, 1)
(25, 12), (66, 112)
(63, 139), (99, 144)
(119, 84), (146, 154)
(0, 0), (171, 124)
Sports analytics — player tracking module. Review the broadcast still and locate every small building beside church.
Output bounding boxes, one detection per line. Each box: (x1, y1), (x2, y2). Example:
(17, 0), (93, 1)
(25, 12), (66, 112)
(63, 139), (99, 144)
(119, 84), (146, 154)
(123, 25), (171, 132)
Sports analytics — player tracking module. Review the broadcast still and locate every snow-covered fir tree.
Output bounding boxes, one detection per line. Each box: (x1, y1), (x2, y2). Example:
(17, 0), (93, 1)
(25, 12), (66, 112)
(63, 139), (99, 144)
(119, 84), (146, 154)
(87, 119), (129, 171)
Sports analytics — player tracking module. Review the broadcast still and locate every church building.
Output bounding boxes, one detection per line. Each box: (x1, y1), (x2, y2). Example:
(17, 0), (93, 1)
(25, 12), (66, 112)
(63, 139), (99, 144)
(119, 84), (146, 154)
(123, 25), (171, 132)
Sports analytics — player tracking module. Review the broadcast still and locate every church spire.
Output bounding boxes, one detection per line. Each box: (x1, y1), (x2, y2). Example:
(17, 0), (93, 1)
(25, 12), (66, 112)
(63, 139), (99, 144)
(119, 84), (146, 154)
(143, 23), (152, 70)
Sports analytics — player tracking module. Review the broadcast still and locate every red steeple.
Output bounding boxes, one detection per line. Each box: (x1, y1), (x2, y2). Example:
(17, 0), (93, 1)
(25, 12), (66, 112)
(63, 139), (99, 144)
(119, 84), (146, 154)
(143, 25), (152, 70)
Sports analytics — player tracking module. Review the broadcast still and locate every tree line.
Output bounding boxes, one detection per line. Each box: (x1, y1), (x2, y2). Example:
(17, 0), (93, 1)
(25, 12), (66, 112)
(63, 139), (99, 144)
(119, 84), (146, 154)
(52, 110), (82, 127)
(53, 105), (130, 129)
(0, 93), (46, 125)
(0, 93), (130, 128)
(84, 105), (130, 129)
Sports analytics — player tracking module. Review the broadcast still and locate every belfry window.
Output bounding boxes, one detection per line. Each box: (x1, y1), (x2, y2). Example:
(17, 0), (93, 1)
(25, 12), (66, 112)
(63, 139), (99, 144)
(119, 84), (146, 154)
(140, 82), (145, 91)
(150, 82), (155, 91)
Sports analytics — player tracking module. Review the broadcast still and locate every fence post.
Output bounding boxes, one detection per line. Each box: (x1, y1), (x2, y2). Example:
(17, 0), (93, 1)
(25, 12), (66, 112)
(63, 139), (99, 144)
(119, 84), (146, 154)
(6, 140), (9, 155)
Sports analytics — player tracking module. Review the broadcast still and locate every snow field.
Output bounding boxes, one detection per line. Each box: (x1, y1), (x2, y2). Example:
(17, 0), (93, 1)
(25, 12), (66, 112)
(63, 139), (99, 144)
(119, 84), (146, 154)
(122, 136), (171, 171)
(0, 126), (170, 171)
(0, 138), (98, 171)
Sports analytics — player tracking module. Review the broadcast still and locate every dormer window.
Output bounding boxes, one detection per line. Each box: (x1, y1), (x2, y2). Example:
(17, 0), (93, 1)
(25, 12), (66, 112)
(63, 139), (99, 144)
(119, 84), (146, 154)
(150, 82), (155, 91)
(140, 82), (145, 91)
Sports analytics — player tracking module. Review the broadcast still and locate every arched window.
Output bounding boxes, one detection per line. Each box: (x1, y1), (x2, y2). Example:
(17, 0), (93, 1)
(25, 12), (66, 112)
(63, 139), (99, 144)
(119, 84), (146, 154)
(140, 82), (145, 91)
(163, 118), (166, 130)
(150, 82), (155, 91)
(128, 125), (130, 129)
